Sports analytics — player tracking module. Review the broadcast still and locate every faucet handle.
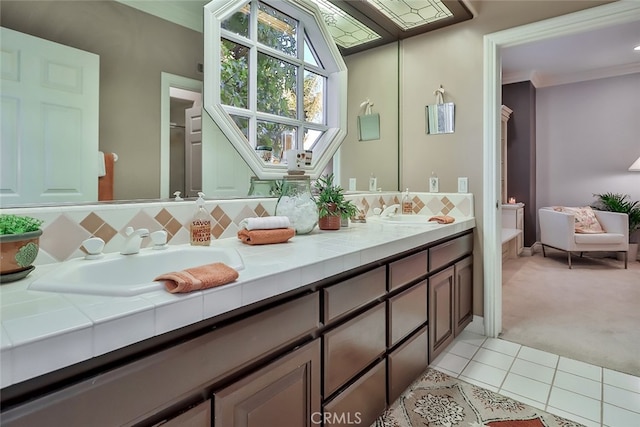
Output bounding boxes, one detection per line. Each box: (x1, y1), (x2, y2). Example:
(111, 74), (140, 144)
(150, 230), (168, 250)
(82, 237), (105, 260)
(125, 227), (149, 237)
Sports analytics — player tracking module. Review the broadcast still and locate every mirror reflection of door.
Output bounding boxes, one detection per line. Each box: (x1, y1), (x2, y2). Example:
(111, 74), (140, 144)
(169, 88), (201, 198)
(185, 102), (202, 198)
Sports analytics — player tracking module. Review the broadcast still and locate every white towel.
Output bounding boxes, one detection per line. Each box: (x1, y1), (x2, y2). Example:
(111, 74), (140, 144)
(239, 216), (291, 230)
(98, 151), (106, 177)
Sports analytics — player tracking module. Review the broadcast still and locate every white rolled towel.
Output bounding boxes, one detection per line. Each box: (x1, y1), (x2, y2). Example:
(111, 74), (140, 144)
(239, 216), (291, 230)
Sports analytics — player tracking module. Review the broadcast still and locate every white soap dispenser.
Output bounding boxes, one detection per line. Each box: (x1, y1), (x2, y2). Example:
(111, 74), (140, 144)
(402, 188), (413, 215)
(190, 192), (212, 246)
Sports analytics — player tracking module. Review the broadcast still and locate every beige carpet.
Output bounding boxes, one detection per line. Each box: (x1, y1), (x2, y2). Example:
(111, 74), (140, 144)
(373, 368), (584, 427)
(501, 249), (640, 377)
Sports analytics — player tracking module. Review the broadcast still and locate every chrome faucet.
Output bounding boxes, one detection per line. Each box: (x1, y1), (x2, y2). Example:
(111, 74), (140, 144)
(121, 227), (150, 255)
(380, 204), (400, 218)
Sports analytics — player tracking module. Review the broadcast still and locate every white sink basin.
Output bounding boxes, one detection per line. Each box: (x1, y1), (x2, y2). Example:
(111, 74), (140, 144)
(29, 246), (244, 297)
(368, 215), (446, 226)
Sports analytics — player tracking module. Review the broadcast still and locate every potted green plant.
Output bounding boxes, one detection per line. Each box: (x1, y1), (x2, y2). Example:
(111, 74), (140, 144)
(0, 214), (44, 281)
(313, 174), (358, 230)
(592, 192), (640, 261)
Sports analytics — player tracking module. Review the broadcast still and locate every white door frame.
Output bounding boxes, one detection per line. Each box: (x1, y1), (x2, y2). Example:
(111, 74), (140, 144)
(160, 72), (202, 199)
(482, 1), (640, 338)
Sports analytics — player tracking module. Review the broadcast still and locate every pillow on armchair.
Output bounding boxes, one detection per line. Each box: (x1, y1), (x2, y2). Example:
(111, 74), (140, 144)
(553, 206), (605, 233)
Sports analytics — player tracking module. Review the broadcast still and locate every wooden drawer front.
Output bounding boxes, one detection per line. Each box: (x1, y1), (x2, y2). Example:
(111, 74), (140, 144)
(1, 293), (319, 427)
(388, 250), (428, 291)
(324, 267), (386, 324)
(323, 303), (386, 396)
(214, 339), (320, 427)
(429, 233), (473, 272)
(158, 401), (211, 427)
(388, 326), (429, 404)
(323, 360), (386, 427)
(388, 280), (427, 346)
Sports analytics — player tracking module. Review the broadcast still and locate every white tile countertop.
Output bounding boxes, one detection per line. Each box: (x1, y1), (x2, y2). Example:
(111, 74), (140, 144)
(0, 217), (475, 389)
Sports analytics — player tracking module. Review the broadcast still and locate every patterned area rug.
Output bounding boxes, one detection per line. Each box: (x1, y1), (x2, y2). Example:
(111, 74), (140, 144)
(373, 368), (584, 427)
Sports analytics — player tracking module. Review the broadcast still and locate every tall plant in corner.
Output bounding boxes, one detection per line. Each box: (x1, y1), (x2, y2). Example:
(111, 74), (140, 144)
(592, 193), (640, 238)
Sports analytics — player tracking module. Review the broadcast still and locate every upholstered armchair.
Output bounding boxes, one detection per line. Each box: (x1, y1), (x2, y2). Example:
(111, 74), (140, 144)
(538, 207), (628, 268)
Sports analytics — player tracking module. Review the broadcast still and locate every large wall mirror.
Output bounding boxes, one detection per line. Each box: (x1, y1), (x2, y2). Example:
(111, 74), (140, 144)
(0, 0), (227, 207)
(0, 0), (346, 207)
(203, 0), (347, 180)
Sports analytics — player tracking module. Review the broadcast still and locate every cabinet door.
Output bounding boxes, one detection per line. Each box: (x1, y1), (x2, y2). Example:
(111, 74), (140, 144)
(214, 339), (320, 427)
(454, 256), (473, 336)
(428, 266), (454, 362)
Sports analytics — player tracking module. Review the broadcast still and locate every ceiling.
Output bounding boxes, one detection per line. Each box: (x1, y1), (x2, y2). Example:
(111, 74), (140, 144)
(119, 0), (473, 56)
(501, 18), (640, 88)
(122, 0), (639, 83)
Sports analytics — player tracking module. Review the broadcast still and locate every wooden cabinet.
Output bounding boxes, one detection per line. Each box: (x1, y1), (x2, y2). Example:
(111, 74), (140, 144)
(2, 230), (474, 427)
(454, 256), (474, 336)
(214, 339), (320, 427)
(428, 266), (455, 360)
(428, 232), (474, 361)
(0, 293), (319, 427)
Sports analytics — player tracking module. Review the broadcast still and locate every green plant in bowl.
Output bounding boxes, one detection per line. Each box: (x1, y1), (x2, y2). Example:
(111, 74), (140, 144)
(313, 174), (358, 230)
(0, 214), (44, 280)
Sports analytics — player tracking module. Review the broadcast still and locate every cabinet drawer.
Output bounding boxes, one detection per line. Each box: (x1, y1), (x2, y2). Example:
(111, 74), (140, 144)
(323, 360), (386, 427)
(1, 293), (319, 427)
(388, 280), (427, 346)
(155, 401), (211, 427)
(388, 326), (428, 404)
(324, 267), (385, 324)
(323, 303), (386, 396)
(214, 339), (320, 427)
(429, 233), (473, 272)
(388, 250), (428, 291)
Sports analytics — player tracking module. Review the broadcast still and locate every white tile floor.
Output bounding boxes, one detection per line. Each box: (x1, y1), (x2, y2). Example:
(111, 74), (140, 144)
(429, 331), (640, 427)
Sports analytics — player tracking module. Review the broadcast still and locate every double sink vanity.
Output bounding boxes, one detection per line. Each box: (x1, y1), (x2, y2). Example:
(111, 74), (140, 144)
(1, 206), (475, 427)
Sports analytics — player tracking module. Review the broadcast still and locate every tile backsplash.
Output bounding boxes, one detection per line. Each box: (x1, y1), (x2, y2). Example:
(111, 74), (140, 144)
(1, 192), (473, 265)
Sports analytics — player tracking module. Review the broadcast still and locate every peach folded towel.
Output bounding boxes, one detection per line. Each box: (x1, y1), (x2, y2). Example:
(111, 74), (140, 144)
(155, 262), (239, 293)
(428, 215), (455, 224)
(238, 228), (295, 245)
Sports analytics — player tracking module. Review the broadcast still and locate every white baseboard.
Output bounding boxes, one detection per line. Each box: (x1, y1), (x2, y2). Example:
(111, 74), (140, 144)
(524, 242), (542, 255)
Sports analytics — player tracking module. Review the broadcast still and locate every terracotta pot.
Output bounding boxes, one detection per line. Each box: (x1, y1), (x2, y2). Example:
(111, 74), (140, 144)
(318, 215), (341, 230)
(0, 229), (42, 275)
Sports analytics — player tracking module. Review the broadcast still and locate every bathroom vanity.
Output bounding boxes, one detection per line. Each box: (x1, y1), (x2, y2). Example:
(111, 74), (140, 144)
(0, 219), (474, 427)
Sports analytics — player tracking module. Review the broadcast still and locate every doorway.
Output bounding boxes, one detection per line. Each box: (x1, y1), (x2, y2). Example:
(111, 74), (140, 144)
(482, 2), (640, 338)
(160, 72), (203, 199)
